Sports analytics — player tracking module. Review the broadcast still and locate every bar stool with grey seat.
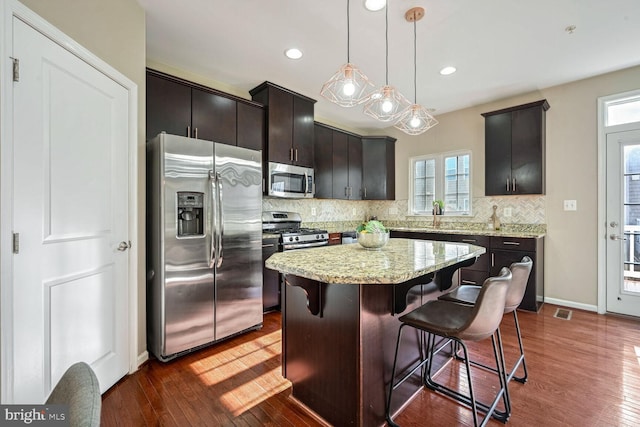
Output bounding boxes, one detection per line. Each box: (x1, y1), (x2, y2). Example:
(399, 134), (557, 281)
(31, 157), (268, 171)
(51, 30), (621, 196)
(386, 267), (512, 427)
(440, 256), (533, 385)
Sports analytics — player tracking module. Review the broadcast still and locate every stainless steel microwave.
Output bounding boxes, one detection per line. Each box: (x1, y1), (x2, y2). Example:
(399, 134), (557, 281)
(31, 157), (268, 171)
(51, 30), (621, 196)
(267, 162), (315, 198)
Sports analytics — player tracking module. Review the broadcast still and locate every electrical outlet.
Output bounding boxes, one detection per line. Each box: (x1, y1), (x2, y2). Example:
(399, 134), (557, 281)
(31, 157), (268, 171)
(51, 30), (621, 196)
(564, 200), (577, 211)
(503, 207), (512, 217)
(352, 208), (357, 215)
(311, 207), (317, 216)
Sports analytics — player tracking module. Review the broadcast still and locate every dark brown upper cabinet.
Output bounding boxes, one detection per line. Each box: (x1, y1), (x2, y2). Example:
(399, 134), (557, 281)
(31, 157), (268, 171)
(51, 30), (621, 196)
(250, 81), (316, 168)
(482, 100), (550, 196)
(146, 69), (265, 150)
(314, 123), (362, 200)
(362, 136), (396, 200)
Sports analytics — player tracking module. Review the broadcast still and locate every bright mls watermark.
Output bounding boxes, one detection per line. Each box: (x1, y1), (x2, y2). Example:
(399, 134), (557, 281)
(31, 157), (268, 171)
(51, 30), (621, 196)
(1, 405), (68, 426)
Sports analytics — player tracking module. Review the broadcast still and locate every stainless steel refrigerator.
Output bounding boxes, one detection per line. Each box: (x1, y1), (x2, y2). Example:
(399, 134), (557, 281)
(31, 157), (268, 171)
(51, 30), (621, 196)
(146, 133), (263, 361)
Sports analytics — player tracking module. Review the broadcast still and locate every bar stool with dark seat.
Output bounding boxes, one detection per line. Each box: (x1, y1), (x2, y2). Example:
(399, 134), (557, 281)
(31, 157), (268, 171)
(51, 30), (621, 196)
(440, 256), (533, 385)
(386, 267), (512, 427)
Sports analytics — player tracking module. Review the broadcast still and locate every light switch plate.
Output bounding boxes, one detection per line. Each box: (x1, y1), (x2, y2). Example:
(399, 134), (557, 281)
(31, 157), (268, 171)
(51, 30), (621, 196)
(311, 207), (317, 216)
(564, 200), (577, 211)
(503, 207), (512, 217)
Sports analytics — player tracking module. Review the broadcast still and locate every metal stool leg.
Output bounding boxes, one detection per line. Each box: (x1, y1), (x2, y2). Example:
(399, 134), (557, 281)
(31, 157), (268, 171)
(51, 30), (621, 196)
(423, 332), (509, 426)
(386, 325), (431, 427)
(509, 310), (528, 383)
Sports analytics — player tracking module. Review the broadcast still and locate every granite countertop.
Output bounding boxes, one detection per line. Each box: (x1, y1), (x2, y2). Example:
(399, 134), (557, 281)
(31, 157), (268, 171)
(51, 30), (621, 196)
(389, 227), (545, 239)
(265, 238), (485, 285)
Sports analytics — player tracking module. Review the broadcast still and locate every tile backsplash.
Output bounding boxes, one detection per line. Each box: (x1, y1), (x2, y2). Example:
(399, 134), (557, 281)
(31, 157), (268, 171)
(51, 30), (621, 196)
(262, 195), (546, 227)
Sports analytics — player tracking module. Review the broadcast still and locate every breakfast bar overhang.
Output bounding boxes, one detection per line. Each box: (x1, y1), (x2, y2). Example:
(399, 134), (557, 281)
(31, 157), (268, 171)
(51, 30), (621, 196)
(266, 238), (486, 427)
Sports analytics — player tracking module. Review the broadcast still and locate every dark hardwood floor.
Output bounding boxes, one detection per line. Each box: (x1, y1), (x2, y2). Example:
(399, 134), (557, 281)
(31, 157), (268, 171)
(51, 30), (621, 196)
(102, 304), (640, 426)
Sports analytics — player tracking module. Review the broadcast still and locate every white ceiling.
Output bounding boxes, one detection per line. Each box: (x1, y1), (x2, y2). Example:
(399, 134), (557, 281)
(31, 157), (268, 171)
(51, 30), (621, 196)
(138, 0), (640, 133)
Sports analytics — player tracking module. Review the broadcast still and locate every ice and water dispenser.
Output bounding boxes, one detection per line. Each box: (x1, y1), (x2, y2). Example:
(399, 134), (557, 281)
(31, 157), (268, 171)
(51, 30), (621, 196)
(177, 192), (204, 237)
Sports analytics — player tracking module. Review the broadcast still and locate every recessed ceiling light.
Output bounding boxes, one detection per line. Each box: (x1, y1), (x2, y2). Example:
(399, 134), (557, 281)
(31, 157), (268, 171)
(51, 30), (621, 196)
(285, 48), (303, 60)
(364, 0), (386, 12)
(440, 66), (457, 76)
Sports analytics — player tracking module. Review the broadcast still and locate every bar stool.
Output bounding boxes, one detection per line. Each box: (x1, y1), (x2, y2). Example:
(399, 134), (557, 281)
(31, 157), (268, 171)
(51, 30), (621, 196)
(386, 267), (512, 427)
(440, 256), (533, 384)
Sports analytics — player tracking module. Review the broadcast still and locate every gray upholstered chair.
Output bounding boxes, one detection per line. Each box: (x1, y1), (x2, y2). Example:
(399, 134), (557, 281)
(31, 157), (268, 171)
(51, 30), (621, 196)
(46, 362), (101, 427)
(386, 267), (512, 427)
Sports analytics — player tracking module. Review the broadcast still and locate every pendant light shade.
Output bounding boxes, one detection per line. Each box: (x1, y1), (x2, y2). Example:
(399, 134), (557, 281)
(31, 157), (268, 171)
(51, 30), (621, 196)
(321, 63), (374, 107)
(364, 85), (410, 122)
(394, 104), (438, 134)
(363, 3), (409, 122)
(321, 0), (374, 107)
(394, 7), (438, 135)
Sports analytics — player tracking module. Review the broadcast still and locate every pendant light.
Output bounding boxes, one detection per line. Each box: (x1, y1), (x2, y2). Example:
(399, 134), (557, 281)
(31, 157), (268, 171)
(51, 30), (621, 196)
(320, 0), (375, 107)
(394, 7), (438, 135)
(364, 3), (410, 122)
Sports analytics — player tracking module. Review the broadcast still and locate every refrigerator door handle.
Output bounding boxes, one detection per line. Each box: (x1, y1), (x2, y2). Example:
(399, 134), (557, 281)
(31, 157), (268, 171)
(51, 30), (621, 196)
(216, 172), (224, 268)
(209, 170), (217, 268)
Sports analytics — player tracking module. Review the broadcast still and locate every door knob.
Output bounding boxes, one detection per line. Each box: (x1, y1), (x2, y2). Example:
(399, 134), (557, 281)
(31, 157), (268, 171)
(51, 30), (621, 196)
(609, 234), (627, 241)
(117, 241), (131, 251)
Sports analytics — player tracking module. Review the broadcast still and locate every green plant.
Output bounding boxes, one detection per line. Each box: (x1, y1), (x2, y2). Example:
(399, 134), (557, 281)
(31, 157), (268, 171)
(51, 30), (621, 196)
(433, 199), (444, 209)
(356, 220), (388, 234)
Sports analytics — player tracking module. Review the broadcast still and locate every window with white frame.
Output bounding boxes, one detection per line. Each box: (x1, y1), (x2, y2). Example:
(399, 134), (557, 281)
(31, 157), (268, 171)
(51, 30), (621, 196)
(409, 151), (471, 215)
(605, 94), (640, 126)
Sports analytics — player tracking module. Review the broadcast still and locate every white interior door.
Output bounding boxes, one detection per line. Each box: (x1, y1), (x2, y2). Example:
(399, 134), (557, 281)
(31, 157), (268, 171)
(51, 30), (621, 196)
(606, 129), (640, 317)
(10, 17), (130, 402)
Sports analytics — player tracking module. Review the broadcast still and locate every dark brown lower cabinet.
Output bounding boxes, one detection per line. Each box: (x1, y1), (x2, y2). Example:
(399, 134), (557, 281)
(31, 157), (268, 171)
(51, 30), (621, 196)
(262, 238), (280, 312)
(490, 236), (544, 312)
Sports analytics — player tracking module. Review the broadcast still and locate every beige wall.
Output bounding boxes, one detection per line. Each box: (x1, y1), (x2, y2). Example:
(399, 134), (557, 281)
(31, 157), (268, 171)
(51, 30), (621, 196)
(19, 0), (148, 358)
(387, 65), (640, 307)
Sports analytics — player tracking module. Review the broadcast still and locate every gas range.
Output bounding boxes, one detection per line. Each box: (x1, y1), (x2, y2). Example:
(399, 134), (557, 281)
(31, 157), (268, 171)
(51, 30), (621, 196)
(262, 211), (329, 251)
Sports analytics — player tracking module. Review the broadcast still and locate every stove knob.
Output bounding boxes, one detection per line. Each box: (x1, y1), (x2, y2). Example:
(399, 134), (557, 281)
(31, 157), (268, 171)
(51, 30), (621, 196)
(316, 234), (320, 239)
(288, 237), (294, 242)
(295, 236), (299, 241)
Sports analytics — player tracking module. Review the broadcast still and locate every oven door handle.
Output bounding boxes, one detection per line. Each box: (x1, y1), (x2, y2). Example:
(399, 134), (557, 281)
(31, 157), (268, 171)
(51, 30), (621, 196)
(282, 241), (329, 250)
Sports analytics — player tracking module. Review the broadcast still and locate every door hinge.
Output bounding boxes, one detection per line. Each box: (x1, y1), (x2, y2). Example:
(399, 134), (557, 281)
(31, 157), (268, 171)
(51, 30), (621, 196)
(10, 57), (19, 82)
(12, 233), (19, 254)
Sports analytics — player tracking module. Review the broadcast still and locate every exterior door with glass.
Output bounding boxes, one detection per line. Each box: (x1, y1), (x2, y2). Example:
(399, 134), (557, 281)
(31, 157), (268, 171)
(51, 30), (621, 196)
(606, 129), (640, 317)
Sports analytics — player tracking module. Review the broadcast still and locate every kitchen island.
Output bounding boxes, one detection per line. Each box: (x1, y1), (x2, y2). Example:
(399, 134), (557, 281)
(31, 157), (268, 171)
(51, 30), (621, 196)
(265, 238), (485, 427)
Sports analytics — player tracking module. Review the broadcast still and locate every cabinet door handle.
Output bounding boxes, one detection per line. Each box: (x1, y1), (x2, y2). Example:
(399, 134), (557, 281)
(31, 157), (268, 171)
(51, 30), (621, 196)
(506, 178), (510, 192)
(363, 187), (367, 198)
(503, 241), (520, 246)
(491, 253), (495, 267)
(187, 125), (191, 138)
(194, 127), (198, 139)
(295, 149), (298, 162)
(290, 148), (294, 162)
(461, 280), (477, 285)
(461, 239), (476, 243)
(512, 178), (516, 192)
(262, 244), (275, 248)
(345, 187), (349, 197)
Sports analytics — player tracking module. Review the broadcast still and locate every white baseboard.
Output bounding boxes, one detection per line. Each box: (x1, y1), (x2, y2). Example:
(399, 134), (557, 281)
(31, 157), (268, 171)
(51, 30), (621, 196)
(136, 351), (149, 369)
(544, 297), (597, 313)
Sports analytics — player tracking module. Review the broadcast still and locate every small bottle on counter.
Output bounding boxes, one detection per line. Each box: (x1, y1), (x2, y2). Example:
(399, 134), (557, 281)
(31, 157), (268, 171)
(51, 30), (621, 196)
(491, 205), (501, 231)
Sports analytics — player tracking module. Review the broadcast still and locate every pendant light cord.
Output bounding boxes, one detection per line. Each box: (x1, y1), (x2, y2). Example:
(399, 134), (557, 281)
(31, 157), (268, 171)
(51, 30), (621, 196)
(413, 20), (417, 103)
(385, 3), (389, 85)
(346, 0), (350, 63)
